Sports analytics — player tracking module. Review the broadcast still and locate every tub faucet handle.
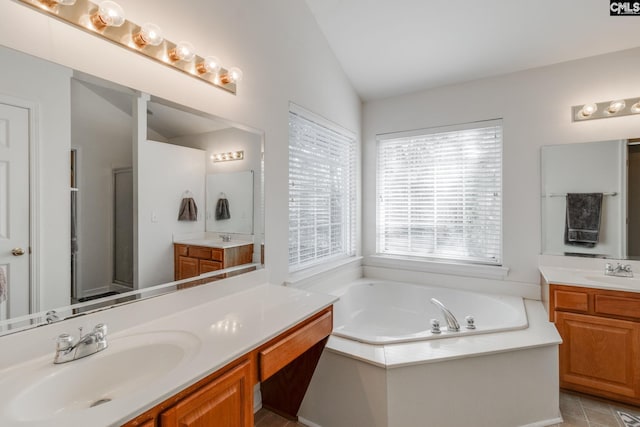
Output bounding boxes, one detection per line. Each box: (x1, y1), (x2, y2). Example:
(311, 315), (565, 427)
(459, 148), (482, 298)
(430, 319), (441, 334)
(465, 315), (476, 330)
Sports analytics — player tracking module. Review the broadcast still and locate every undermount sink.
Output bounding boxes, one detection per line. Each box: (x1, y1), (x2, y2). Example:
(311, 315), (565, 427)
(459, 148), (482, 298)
(584, 274), (640, 287)
(2, 330), (200, 422)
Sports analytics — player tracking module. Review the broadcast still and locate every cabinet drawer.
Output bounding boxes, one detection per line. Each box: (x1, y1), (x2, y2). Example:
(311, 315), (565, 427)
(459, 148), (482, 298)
(595, 295), (640, 320)
(554, 289), (589, 312)
(175, 245), (188, 256)
(188, 246), (212, 259)
(259, 310), (332, 381)
(200, 259), (223, 273)
(211, 248), (223, 262)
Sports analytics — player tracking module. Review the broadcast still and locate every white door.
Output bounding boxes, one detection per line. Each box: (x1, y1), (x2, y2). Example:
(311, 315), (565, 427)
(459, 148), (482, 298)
(0, 102), (30, 320)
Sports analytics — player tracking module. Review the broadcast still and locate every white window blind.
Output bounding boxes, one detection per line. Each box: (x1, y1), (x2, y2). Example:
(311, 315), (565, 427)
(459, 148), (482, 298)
(288, 105), (356, 271)
(377, 120), (502, 265)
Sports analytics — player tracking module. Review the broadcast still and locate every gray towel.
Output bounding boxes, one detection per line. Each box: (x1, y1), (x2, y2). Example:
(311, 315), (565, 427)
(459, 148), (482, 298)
(216, 198), (231, 220)
(564, 193), (603, 247)
(0, 267), (6, 303)
(178, 197), (198, 221)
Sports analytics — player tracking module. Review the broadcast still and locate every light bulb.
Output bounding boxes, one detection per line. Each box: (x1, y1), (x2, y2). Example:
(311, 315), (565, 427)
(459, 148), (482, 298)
(168, 41), (196, 62)
(580, 103), (598, 118)
(196, 56), (221, 75)
(90, 1), (125, 30)
(607, 99), (626, 114)
(220, 67), (243, 84)
(133, 23), (163, 48)
(631, 102), (640, 114)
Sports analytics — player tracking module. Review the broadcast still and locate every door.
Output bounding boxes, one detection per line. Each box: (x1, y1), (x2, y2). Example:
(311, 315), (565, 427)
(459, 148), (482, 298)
(0, 102), (30, 320)
(113, 167), (133, 287)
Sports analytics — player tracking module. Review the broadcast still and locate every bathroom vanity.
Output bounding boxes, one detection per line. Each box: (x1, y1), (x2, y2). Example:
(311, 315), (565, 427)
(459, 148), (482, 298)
(123, 306), (332, 427)
(542, 264), (640, 406)
(0, 280), (335, 427)
(173, 242), (254, 281)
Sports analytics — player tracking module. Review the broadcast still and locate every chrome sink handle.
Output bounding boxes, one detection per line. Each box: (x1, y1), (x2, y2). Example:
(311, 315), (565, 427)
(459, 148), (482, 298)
(54, 324), (108, 364)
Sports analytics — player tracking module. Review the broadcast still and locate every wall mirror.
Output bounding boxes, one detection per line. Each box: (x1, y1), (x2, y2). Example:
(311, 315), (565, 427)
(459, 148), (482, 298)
(0, 44), (264, 335)
(541, 138), (639, 259)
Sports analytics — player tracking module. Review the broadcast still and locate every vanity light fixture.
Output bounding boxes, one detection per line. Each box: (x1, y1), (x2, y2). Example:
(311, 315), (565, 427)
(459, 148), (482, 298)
(572, 96), (640, 122)
(18, 0), (242, 95)
(196, 56), (221, 75)
(90, 0), (125, 30)
(133, 23), (163, 48)
(168, 41), (196, 63)
(39, 0), (76, 7)
(211, 151), (244, 162)
(220, 67), (244, 84)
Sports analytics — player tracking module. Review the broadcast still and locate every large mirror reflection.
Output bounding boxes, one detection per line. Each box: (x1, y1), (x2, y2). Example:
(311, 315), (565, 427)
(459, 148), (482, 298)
(0, 44), (264, 334)
(541, 138), (639, 259)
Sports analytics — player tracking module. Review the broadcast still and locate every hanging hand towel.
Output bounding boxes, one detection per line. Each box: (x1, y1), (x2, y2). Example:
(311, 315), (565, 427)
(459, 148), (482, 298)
(0, 267), (7, 303)
(178, 197), (198, 221)
(564, 192), (603, 247)
(216, 198), (231, 220)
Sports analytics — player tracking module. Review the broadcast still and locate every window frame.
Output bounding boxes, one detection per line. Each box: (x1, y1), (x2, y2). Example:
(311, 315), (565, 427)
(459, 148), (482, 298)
(375, 119), (504, 266)
(288, 103), (357, 273)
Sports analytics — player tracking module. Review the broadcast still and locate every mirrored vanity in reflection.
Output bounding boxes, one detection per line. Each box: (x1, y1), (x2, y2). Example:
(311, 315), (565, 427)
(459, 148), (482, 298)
(0, 44), (264, 335)
(541, 138), (640, 260)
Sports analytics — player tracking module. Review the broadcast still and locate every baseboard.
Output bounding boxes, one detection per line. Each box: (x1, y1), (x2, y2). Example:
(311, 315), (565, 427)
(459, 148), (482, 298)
(297, 416), (322, 427)
(519, 416), (563, 427)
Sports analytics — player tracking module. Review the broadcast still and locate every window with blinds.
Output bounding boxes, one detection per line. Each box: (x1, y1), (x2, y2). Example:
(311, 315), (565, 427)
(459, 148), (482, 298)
(288, 104), (356, 271)
(376, 119), (502, 265)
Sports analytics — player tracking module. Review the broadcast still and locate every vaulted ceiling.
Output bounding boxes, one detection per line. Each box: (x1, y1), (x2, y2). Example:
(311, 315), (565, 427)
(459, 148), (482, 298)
(304, 0), (640, 101)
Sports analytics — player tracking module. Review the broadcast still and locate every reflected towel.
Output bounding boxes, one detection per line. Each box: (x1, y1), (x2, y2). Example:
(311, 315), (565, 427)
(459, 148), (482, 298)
(564, 192), (603, 248)
(0, 267), (6, 303)
(178, 197), (198, 221)
(216, 198), (231, 220)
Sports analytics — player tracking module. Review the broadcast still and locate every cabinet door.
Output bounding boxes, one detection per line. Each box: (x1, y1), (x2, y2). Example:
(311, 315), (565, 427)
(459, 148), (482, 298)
(200, 259), (223, 274)
(176, 256), (199, 280)
(556, 311), (640, 399)
(160, 360), (252, 427)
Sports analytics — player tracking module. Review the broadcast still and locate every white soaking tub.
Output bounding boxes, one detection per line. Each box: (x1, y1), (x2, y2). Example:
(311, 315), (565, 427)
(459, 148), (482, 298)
(299, 278), (563, 427)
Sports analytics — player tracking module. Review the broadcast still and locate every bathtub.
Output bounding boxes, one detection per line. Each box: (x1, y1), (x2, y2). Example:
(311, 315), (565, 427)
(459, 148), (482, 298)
(332, 281), (528, 344)
(299, 278), (563, 427)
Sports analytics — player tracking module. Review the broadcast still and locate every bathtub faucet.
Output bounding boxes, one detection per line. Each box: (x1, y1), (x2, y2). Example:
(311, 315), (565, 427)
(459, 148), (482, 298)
(430, 298), (460, 332)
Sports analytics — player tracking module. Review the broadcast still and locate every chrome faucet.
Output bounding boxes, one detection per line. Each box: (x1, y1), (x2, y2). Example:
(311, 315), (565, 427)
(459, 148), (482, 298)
(605, 262), (634, 278)
(219, 234), (232, 242)
(54, 324), (108, 364)
(430, 298), (460, 332)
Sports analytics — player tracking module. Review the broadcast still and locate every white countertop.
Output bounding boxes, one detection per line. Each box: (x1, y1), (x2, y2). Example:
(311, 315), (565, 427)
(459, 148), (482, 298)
(539, 265), (640, 293)
(173, 238), (254, 249)
(0, 283), (336, 427)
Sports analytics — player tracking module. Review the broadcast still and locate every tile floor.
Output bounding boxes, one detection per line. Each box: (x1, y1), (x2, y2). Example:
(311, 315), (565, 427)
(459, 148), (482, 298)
(553, 392), (640, 427)
(255, 391), (640, 427)
(254, 408), (307, 427)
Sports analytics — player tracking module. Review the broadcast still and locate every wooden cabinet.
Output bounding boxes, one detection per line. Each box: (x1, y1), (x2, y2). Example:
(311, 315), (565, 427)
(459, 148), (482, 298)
(122, 306), (333, 426)
(550, 284), (640, 405)
(160, 360), (253, 427)
(174, 243), (254, 281)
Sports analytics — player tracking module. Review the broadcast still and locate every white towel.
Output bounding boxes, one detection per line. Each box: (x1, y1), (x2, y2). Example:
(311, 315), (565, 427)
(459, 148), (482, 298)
(0, 267), (6, 303)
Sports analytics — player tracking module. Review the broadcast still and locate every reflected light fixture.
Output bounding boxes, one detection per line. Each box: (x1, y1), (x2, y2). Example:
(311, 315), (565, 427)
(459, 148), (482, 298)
(18, 0), (242, 95)
(90, 0), (125, 30)
(210, 151), (244, 162)
(133, 23), (163, 48)
(572, 96), (640, 122)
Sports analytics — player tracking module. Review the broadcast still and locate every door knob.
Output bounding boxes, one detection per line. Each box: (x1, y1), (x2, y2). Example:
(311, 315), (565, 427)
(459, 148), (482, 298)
(11, 248), (25, 256)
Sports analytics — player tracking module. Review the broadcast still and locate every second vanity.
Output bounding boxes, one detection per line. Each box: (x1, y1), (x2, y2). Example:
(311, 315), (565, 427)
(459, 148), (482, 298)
(0, 275), (336, 427)
(541, 262), (640, 406)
